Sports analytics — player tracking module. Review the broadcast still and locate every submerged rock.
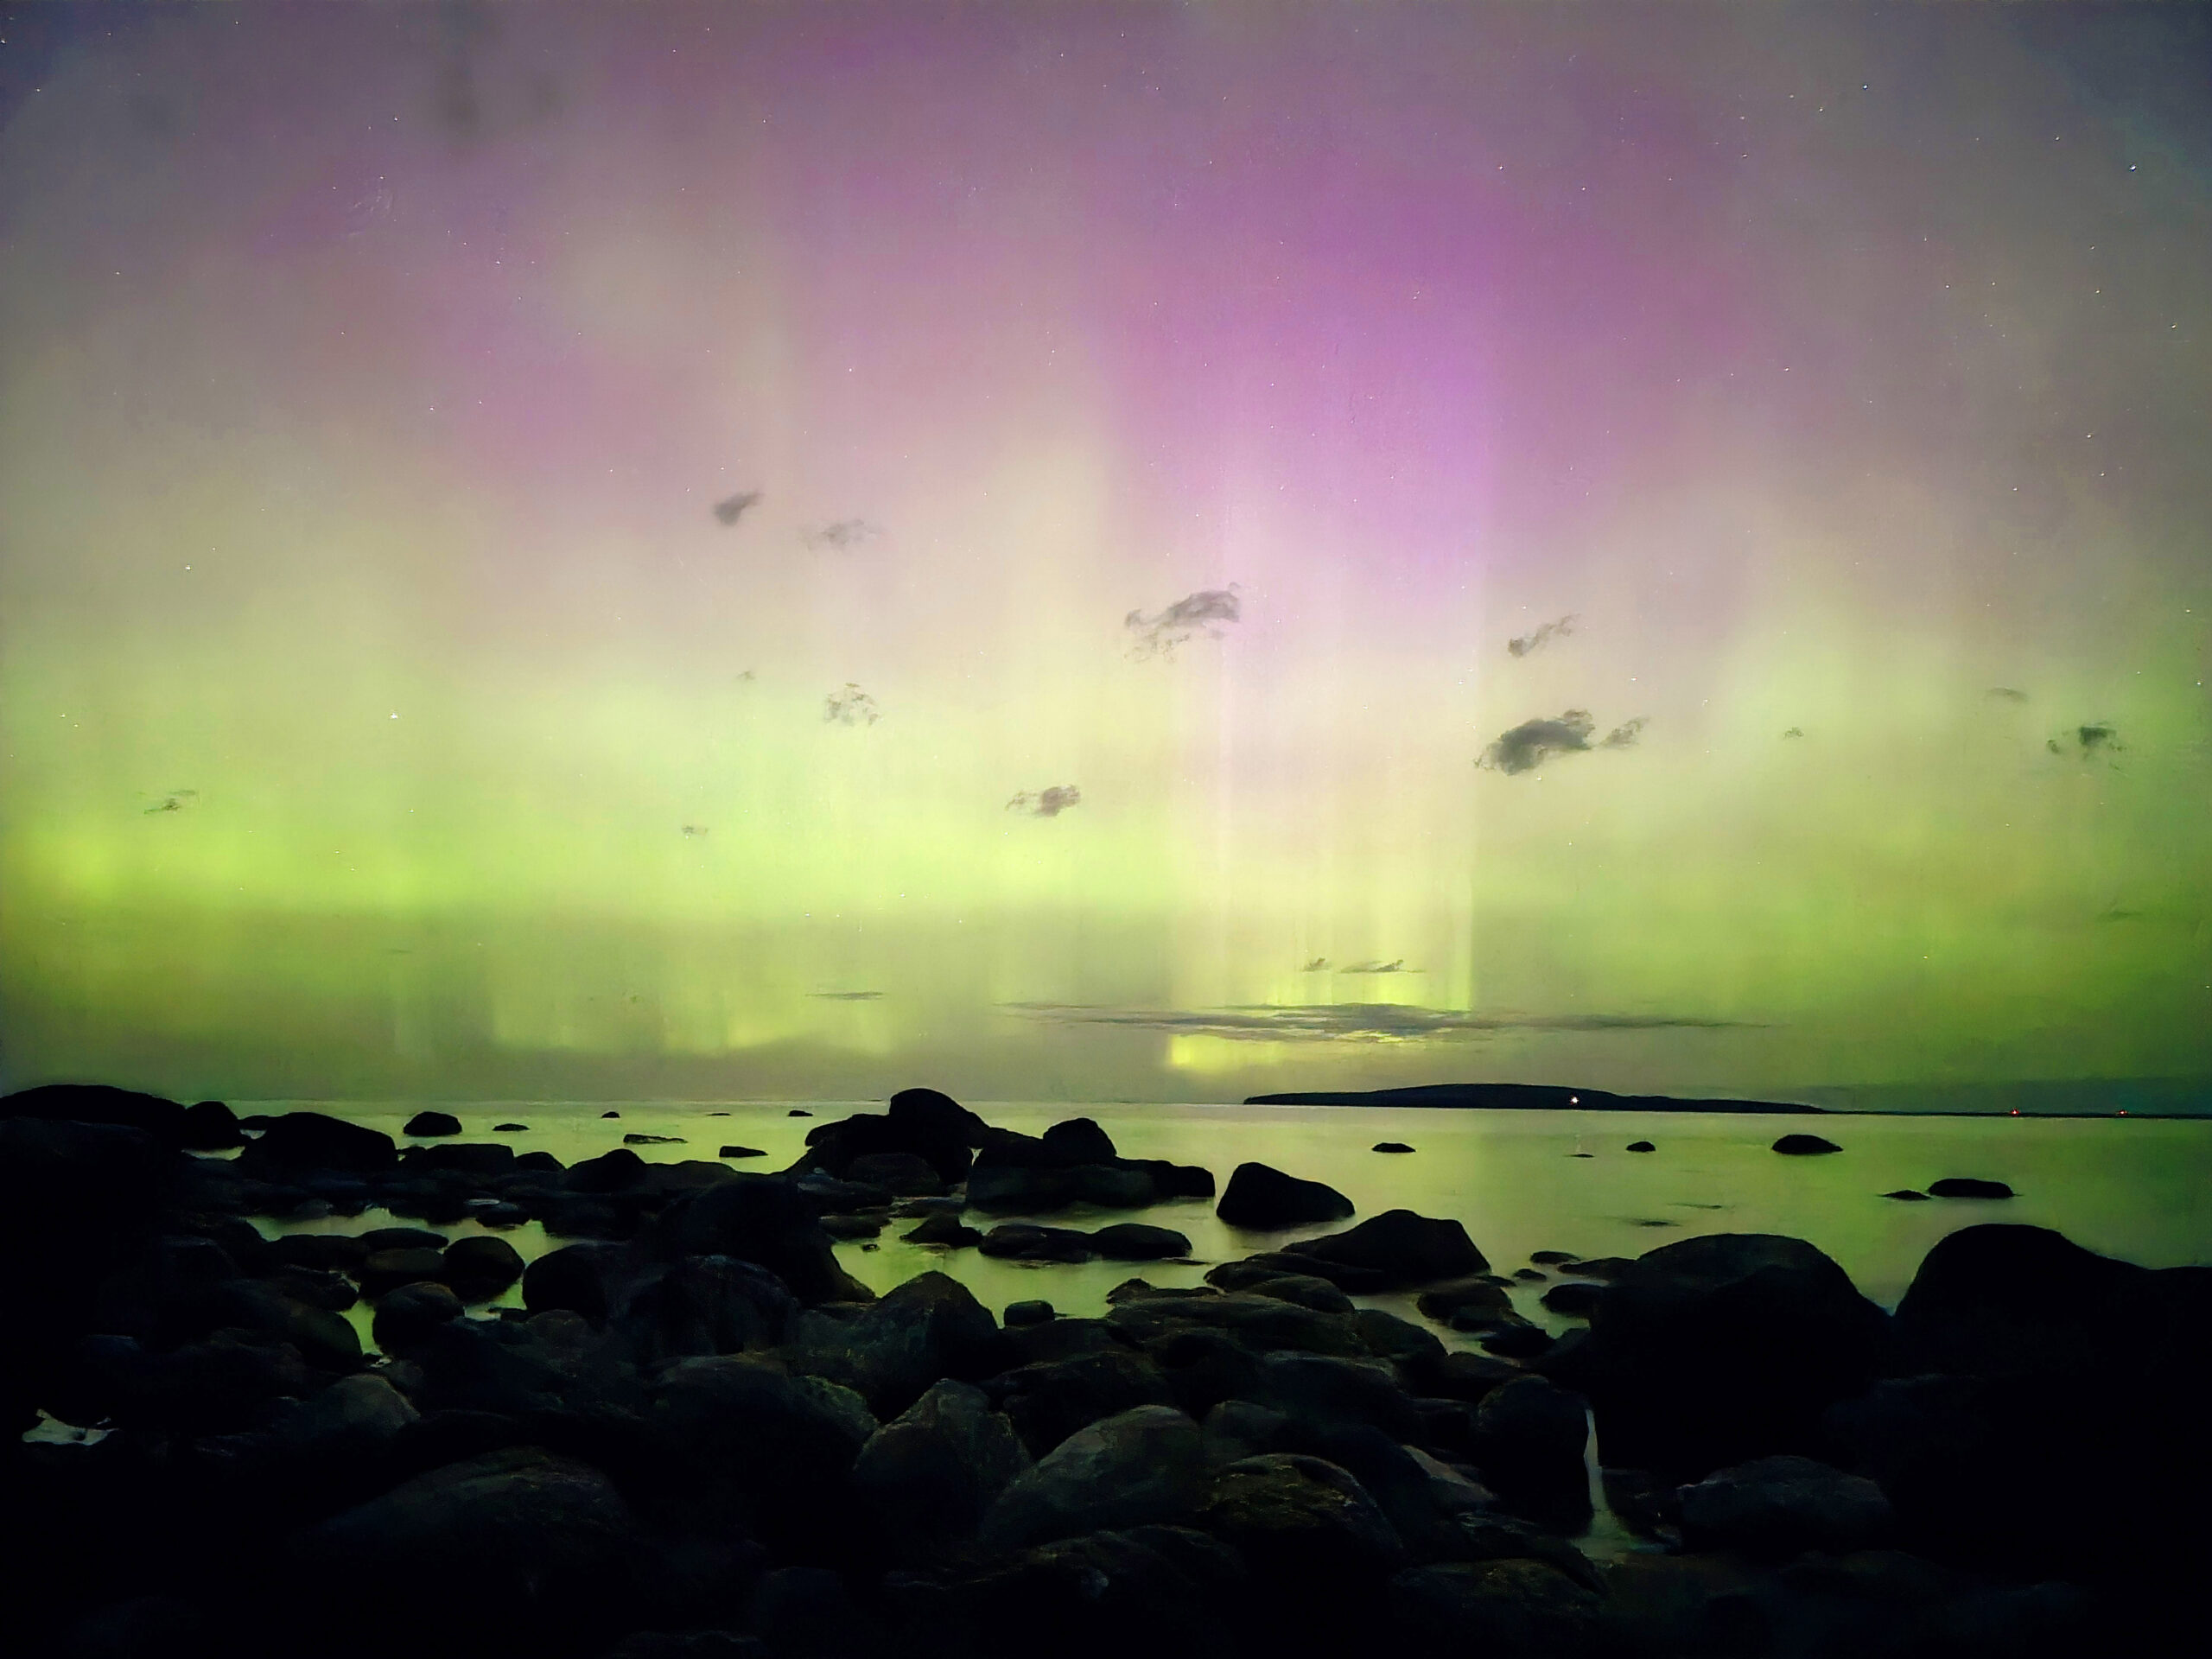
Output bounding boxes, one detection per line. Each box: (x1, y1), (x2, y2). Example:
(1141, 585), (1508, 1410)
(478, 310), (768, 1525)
(1772, 1133), (1842, 1155)
(1929, 1177), (2014, 1199)
(1373, 1141), (1415, 1154)
(1276, 1210), (1486, 1289)
(1883, 1189), (1931, 1201)
(902, 1212), (984, 1248)
(403, 1109), (461, 1136)
(1626, 1140), (1656, 1153)
(1216, 1162), (1356, 1229)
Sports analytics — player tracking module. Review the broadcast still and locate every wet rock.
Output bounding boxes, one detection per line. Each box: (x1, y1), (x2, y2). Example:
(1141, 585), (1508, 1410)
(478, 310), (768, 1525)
(821, 1213), (887, 1239)
(1198, 1452), (1404, 1589)
(786, 1270), (1009, 1416)
(1883, 1188), (1930, 1200)
(1373, 1141), (1415, 1153)
(267, 1232), (372, 1274)
(1626, 1141), (1656, 1153)
(1205, 1266), (1354, 1313)
(1262, 1352), (1422, 1440)
(612, 1254), (797, 1363)
(238, 1111), (397, 1176)
(1929, 1177), (2014, 1199)
(403, 1110), (461, 1136)
(800, 1090), (989, 1185)
(902, 1212), (983, 1248)
(1216, 1162), (1356, 1230)
(277, 1370), (419, 1455)
(718, 1145), (765, 1159)
(1003, 1300), (1055, 1327)
(1513, 1268), (1548, 1281)
(1277, 1209), (1487, 1289)
(787, 1109), (811, 1117)
(852, 1378), (1032, 1560)
(1042, 1116), (1120, 1164)
(1090, 1223), (1193, 1262)
(1351, 1309), (1444, 1363)
(979, 1224), (1098, 1262)
(623, 1132), (685, 1146)
(522, 1241), (631, 1322)
(646, 1173), (875, 1305)
(1557, 1256), (1631, 1279)
(1414, 1276), (1516, 1326)
(992, 1347), (1179, 1456)
(1890, 1222), (2152, 1377)
(1398, 1349), (1524, 1407)
(1107, 1288), (1371, 1362)
(1477, 1323), (1555, 1359)
(358, 1247), (449, 1300)
(442, 1235), (525, 1302)
(1679, 1454), (1893, 1556)
(297, 1446), (642, 1638)
(1540, 1233), (1889, 1479)
(494, 1122), (530, 1132)
(981, 1403), (1207, 1548)
(255, 1263), (359, 1311)
(1473, 1375), (1591, 1528)
(1, 1082), (198, 1147)
(656, 1354), (877, 1494)
(1389, 1558), (1603, 1658)
(1541, 1281), (1604, 1319)
(372, 1281), (464, 1355)
(1772, 1133), (1841, 1155)
(932, 1524), (1244, 1659)
(359, 1225), (451, 1251)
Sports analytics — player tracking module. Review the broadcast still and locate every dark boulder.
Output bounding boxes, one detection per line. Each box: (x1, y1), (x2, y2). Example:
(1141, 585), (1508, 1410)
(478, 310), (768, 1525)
(276, 1371), (419, 1455)
(654, 1354), (877, 1494)
(1042, 1116), (1120, 1164)
(851, 1378), (1032, 1560)
(372, 1281), (464, 1355)
(1198, 1452), (1403, 1587)
(494, 1122), (530, 1132)
(1, 1082), (194, 1146)
(1388, 1558), (1603, 1658)
(403, 1109), (461, 1136)
(442, 1235), (525, 1302)
(1626, 1141), (1656, 1153)
(981, 1404), (1207, 1548)
(934, 1524), (1243, 1659)
(238, 1112), (397, 1176)
(1004, 1300), (1055, 1326)
(1262, 1351), (1423, 1440)
(1206, 1266), (1354, 1313)
(901, 1213), (983, 1248)
(719, 1145), (765, 1158)
(358, 1247), (450, 1299)
(1414, 1276), (1516, 1327)
(785, 1270), (1009, 1416)
(611, 1254), (797, 1363)
(1883, 1189), (1931, 1201)
(991, 1348), (1179, 1456)
(1557, 1256), (1631, 1280)
(645, 1174), (874, 1305)
(799, 1090), (988, 1185)
(1541, 1281), (1604, 1319)
(978, 1224), (1098, 1263)
(1677, 1454), (1893, 1557)
(1279, 1209), (1486, 1288)
(1891, 1223), (2158, 1377)
(1472, 1375), (1591, 1529)
(1216, 1162), (1356, 1229)
(622, 1133), (685, 1146)
(296, 1446), (642, 1640)
(1540, 1232), (1889, 1479)
(842, 1151), (944, 1194)
(523, 1241), (632, 1322)
(1929, 1177), (2014, 1199)
(1374, 1141), (1415, 1153)
(1090, 1223), (1193, 1262)
(1772, 1134), (1841, 1155)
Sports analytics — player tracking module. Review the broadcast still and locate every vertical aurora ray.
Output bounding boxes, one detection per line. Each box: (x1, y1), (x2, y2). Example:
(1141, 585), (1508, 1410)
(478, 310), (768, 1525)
(2, 3), (2206, 1103)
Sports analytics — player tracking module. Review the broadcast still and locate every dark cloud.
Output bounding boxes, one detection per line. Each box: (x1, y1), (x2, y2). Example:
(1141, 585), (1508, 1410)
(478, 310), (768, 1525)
(1004, 1002), (1753, 1042)
(143, 789), (198, 816)
(735, 670), (755, 683)
(1007, 785), (1082, 817)
(713, 491), (762, 526)
(1300, 958), (1331, 971)
(1506, 614), (1576, 658)
(1127, 586), (1242, 658)
(680, 824), (709, 837)
(824, 683), (881, 726)
(801, 518), (880, 551)
(1479, 709), (1646, 774)
(810, 990), (884, 1001)
(2049, 721), (2121, 759)
(1987, 687), (2031, 702)
(1782, 727), (1804, 739)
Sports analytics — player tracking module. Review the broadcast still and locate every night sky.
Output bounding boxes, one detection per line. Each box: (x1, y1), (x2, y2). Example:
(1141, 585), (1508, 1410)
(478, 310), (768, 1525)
(3, 3), (2207, 1104)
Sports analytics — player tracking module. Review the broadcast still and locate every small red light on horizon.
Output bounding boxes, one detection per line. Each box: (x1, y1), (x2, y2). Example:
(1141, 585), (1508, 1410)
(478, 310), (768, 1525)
(2010, 1109), (2019, 1116)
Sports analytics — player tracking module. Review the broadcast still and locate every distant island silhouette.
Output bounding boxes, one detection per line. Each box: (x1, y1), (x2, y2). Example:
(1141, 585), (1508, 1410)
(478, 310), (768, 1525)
(1245, 1083), (1827, 1113)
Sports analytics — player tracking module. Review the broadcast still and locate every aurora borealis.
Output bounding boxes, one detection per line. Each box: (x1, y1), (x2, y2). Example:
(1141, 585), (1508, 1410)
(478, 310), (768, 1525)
(2, 3), (2207, 1105)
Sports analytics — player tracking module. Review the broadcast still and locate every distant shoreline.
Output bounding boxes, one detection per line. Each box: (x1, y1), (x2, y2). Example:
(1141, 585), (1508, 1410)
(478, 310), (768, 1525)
(1240, 1082), (2205, 1117)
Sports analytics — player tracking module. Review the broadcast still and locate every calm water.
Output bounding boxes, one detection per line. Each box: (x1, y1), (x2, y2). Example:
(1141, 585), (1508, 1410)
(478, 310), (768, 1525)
(253, 1101), (2212, 1331)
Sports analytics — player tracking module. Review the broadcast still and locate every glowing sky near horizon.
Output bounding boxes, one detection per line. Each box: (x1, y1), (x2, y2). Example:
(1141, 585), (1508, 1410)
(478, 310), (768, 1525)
(2, 2), (2208, 1103)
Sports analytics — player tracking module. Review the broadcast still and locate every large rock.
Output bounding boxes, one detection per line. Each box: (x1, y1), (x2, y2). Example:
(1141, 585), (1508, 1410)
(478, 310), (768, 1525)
(0, 1083), (198, 1147)
(1473, 1375), (1591, 1529)
(1541, 1233), (1890, 1478)
(238, 1111), (397, 1175)
(645, 1174), (874, 1305)
(1388, 1559), (1603, 1658)
(1278, 1210), (1487, 1288)
(1891, 1223), (2156, 1377)
(785, 1270), (1009, 1416)
(277, 1371), (419, 1456)
(1216, 1162), (1355, 1229)
(611, 1254), (797, 1364)
(441, 1234), (525, 1302)
(798, 1088), (990, 1185)
(981, 1404), (1207, 1548)
(1677, 1454), (1892, 1557)
(963, 1121), (1211, 1216)
(934, 1525), (1244, 1659)
(521, 1241), (632, 1322)
(296, 1446), (641, 1636)
(990, 1347), (1179, 1456)
(850, 1379), (1031, 1560)
(403, 1109), (462, 1136)
(1198, 1452), (1404, 1583)
(654, 1354), (877, 1492)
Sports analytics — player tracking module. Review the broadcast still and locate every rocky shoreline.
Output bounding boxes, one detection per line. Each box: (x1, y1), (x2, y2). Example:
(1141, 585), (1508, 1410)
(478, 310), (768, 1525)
(3, 1082), (2205, 1657)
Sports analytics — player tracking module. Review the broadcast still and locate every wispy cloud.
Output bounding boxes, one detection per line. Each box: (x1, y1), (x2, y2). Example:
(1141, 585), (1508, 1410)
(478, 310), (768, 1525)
(1003, 1001), (1753, 1042)
(1340, 960), (1421, 974)
(1986, 686), (2030, 703)
(1506, 614), (1576, 658)
(801, 518), (880, 551)
(1480, 709), (1646, 775)
(1008, 785), (1082, 817)
(713, 490), (762, 525)
(824, 683), (881, 726)
(810, 990), (885, 1001)
(1127, 586), (1242, 659)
